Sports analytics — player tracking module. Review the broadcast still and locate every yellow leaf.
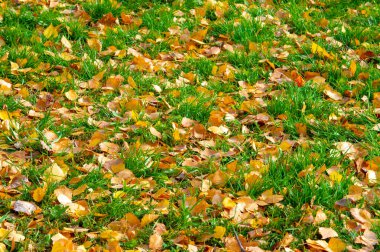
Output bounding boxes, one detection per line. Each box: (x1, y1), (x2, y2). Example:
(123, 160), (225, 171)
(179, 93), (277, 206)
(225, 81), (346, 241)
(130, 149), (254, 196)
(0, 110), (11, 120)
(43, 24), (59, 39)
(131, 110), (139, 122)
(113, 191), (126, 198)
(32, 187), (46, 202)
(100, 230), (123, 241)
(10, 61), (19, 71)
(141, 214), (159, 227)
(127, 76), (136, 88)
(328, 238), (346, 252)
(59, 52), (78, 61)
(311, 43), (334, 60)
(135, 121), (148, 128)
(173, 129), (181, 141)
(329, 171), (342, 183)
(43, 163), (67, 183)
(65, 90), (78, 101)
(222, 197), (236, 209)
(0, 242), (6, 252)
(88, 131), (107, 148)
(249, 41), (258, 52)
(213, 226), (226, 239)
(0, 228), (10, 240)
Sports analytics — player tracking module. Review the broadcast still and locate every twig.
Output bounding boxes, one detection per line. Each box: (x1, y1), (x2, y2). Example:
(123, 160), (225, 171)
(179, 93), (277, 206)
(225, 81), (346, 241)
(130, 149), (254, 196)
(232, 226), (246, 252)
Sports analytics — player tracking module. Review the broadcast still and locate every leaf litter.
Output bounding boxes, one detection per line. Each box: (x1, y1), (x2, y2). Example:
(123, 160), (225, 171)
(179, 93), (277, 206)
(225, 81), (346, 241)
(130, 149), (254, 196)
(0, 0), (379, 251)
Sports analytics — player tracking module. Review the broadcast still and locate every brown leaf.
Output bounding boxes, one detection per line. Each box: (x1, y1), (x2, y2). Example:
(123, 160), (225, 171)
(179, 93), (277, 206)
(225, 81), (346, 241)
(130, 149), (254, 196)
(355, 230), (378, 248)
(208, 125), (230, 136)
(259, 188), (283, 204)
(314, 209), (328, 224)
(279, 233), (294, 247)
(99, 142), (120, 154)
(334, 142), (359, 160)
(350, 208), (372, 225)
(51, 138), (72, 153)
(104, 159), (125, 173)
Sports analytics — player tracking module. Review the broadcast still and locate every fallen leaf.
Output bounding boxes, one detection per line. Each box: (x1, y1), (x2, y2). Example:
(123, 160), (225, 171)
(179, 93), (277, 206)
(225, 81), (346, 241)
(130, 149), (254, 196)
(61, 35), (72, 49)
(99, 142), (120, 154)
(33, 186), (47, 202)
(65, 90), (78, 101)
(149, 233), (163, 251)
(311, 43), (334, 60)
(54, 186), (73, 205)
(319, 227), (338, 239)
(324, 86), (343, 101)
(44, 24), (59, 38)
(11, 200), (38, 215)
(213, 226), (226, 239)
(328, 238), (346, 252)
(150, 126), (162, 139)
(44, 163), (68, 183)
(141, 214), (159, 227)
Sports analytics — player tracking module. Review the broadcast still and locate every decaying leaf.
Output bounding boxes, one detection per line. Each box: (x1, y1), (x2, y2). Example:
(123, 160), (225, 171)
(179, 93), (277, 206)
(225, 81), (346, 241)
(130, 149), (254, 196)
(11, 200), (38, 215)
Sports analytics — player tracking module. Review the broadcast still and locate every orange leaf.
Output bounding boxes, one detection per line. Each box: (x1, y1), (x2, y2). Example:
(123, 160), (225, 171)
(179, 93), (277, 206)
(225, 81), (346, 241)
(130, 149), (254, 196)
(349, 60), (357, 76)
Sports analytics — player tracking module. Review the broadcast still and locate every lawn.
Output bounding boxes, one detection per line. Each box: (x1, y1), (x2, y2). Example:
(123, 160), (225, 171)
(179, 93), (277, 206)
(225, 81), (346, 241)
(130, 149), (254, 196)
(0, 0), (379, 251)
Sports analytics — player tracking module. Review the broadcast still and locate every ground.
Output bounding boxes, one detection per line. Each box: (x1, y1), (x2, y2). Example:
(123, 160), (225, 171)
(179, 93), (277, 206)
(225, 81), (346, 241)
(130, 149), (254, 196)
(0, 0), (379, 251)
